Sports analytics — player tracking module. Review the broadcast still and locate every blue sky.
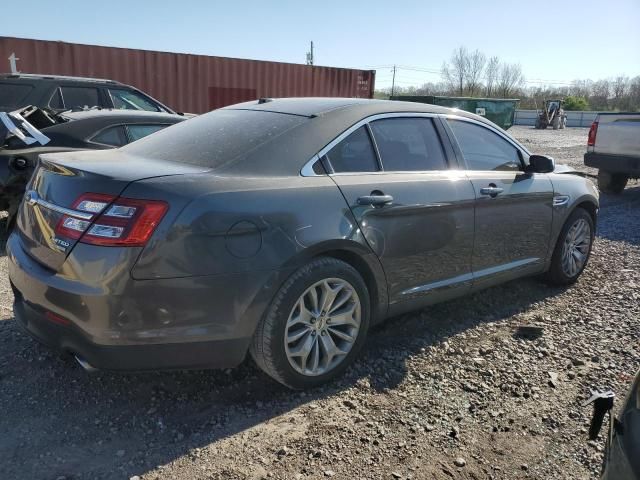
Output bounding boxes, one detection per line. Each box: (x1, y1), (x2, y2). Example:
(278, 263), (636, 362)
(3, 0), (639, 89)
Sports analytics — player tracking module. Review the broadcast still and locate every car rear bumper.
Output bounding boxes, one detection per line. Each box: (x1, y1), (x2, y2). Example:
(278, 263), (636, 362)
(584, 152), (640, 175)
(12, 293), (250, 370)
(7, 231), (289, 371)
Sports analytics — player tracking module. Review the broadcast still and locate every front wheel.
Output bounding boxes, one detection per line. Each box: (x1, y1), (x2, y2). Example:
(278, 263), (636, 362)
(250, 257), (370, 389)
(545, 208), (594, 285)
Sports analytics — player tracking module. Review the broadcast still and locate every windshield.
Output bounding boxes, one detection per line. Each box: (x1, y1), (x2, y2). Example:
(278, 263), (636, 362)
(122, 108), (306, 169)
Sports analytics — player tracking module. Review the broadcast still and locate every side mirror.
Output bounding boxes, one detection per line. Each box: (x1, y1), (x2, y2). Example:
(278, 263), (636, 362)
(527, 155), (555, 173)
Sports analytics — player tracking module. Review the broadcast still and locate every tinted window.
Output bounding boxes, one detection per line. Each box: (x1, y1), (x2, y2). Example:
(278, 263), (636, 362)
(110, 89), (161, 112)
(60, 87), (100, 109)
(91, 126), (127, 147)
(0, 83), (33, 107)
(123, 109), (305, 169)
(127, 124), (167, 142)
(326, 126), (379, 173)
(49, 88), (63, 109)
(370, 118), (447, 171)
(447, 119), (521, 171)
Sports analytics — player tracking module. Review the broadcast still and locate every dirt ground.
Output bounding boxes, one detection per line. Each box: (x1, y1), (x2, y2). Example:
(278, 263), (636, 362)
(1, 126), (639, 480)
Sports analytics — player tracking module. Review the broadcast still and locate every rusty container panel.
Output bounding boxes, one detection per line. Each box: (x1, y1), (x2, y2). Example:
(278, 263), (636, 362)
(0, 37), (375, 114)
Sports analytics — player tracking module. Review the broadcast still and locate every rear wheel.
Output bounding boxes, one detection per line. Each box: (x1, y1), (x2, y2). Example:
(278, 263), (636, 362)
(250, 257), (370, 389)
(552, 116), (560, 130)
(598, 170), (628, 194)
(545, 208), (594, 285)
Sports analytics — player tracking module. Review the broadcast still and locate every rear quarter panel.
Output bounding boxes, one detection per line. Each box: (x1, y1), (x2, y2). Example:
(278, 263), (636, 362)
(125, 173), (388, 318)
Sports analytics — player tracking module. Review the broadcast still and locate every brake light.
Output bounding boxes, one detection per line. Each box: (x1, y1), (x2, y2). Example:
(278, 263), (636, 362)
(587, 121), (598, 147)
(55, 193), (115, 240)
(54, 193), (168, 247)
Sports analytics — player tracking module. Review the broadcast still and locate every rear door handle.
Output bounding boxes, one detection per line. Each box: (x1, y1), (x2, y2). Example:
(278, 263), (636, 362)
(357, 194), (394, 206)
(479, 186), (504, 196)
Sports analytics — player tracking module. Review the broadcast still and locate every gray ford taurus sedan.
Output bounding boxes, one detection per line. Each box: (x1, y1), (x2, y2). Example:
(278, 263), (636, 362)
(7, 98), (599, 389)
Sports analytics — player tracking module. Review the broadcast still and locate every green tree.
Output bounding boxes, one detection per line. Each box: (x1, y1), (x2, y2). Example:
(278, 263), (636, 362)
(564, 96), (589, 111)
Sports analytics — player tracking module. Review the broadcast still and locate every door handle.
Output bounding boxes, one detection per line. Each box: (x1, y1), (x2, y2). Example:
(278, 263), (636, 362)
(479, 186), (504, 197)
(357, 194), (394, 206)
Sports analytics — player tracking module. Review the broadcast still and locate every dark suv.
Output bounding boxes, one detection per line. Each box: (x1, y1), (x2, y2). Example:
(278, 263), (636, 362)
(0, 73), (176, 113)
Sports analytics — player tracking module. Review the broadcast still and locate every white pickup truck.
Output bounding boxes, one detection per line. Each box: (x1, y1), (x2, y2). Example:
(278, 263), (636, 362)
(584, 113), (640, 193)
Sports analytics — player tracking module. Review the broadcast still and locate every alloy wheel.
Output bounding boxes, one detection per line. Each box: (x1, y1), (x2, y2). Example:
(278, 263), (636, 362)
(561, 218), (591, 278)
(284, 278), (361, 376)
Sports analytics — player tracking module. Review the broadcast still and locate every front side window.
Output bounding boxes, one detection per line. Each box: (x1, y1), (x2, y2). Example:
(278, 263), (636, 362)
(91, 126), (127, 147)
(127, 124), (168, 142)
(110, 89), (160, 112)
(447, 119), (522, 171)
(59, 86), (100, 110)
(369, 118), (447, 171)
(326, 126), (379, 173)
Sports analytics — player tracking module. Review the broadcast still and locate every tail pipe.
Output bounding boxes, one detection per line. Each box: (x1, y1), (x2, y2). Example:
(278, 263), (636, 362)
(74, 355), (98, 372)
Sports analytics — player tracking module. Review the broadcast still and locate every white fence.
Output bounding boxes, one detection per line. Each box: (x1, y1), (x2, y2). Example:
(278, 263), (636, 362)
(514, 110), (599, 128)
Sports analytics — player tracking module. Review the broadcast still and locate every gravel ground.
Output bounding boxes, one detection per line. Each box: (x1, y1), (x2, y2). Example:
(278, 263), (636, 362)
(1, 127), (639, 480)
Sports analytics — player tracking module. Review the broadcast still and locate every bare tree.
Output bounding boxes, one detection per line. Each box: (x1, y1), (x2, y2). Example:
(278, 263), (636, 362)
(441, 46), (469, 96)
(497, 63), (524, 98)
(590, 79), (611, 110)
(484, 56), (500, 97)
(464, 49), (486, 96)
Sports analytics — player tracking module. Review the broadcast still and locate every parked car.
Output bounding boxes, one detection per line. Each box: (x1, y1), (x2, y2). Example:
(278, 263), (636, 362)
(0, 73), (176, 114)
(7, 98), (599, 389)
(584, 113), (640, 194)
(1, 107), (186, 223)
(585, 370), (640, 479)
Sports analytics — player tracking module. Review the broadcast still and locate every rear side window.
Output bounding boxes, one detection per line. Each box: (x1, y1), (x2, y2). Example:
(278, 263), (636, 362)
(122, 109), (306, 169)
(447, 119), (522, 171)
(127, 124), (167, 142)
(91, 126), (127, 147)
(369, 118), (447, 171)
(0, 83), (33, 107)
(110, 89), (161, 112)
(326, 126), (379, 173)
(59, 87), (100, 109)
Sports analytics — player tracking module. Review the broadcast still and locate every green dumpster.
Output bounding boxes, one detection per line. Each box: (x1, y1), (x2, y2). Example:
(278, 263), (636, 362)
(389, 95), (520, 130)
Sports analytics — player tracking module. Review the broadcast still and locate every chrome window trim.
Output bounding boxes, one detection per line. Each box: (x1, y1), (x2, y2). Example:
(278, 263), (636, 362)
(24, 190), (94, 220)
(300, 112), (440, 177)
(444, 114), (532, 157)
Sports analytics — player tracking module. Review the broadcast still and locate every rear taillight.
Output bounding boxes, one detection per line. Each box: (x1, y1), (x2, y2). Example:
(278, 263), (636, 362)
(587, 121), (598, 146)
(55, 193), (168, 247)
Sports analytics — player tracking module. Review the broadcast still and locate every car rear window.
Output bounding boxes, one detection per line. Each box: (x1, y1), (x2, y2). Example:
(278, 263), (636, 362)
(122, 109), (306, 169)
(0, 83), (34, 108)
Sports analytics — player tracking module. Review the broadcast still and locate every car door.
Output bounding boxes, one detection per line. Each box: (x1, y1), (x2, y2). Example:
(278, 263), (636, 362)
(444, 117), (554, 289)
(323, 115), (476, 312)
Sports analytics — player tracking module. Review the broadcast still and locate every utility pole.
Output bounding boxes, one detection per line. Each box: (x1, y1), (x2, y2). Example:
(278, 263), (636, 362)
(306, 41), (314, 66)
(390, 65), (396, 97)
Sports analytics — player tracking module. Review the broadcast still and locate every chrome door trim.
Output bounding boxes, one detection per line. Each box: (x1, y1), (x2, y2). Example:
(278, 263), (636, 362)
(443, 114), (532, 158)
(24, 190), (94, 220)
(300, 112), (440, 177)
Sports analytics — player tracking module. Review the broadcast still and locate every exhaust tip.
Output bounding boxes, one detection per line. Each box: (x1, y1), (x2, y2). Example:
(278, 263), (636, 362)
(74, 355), (98, 372)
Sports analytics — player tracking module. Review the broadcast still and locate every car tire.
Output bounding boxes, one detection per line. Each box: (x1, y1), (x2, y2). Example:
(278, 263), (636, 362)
(597, 170), (628, 194)
(545, 208), (594, 285)
(250, 257), (370, 390)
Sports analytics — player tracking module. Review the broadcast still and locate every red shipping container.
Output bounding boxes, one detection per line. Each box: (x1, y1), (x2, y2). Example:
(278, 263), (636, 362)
(0, 37), (376, 114)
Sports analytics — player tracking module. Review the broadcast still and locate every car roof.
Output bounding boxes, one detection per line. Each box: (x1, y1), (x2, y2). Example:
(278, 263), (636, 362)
(59, 109), (185, 122)
(0, 73), (122, 85)
(226, 97), (491, 125)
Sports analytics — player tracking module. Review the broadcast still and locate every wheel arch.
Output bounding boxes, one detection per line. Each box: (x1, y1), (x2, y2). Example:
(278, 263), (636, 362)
(281, 239), (389, 324)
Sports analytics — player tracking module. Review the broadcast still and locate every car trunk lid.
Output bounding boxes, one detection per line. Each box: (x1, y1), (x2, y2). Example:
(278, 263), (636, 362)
(16, 149), (208, 271)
